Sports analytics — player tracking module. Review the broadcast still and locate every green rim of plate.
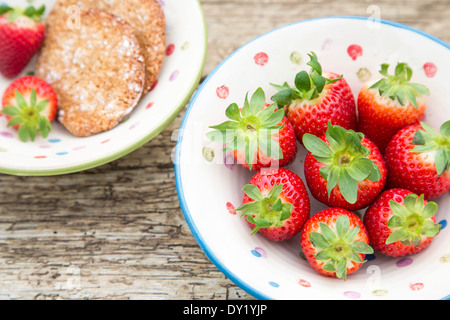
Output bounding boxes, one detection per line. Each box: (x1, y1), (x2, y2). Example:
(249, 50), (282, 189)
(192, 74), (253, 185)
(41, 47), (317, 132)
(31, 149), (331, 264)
(0, 0), (208, 177)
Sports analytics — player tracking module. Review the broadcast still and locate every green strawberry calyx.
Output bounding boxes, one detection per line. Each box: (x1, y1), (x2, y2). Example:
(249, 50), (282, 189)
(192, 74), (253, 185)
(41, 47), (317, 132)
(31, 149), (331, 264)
(206, 87), (285, 170)
(411, 121), (450, 176)
(2, 89), (52, 142)
(270, 52), (342, 106)
(0, 4), (46, 23)
(309, 214), (373, 280)
(236, 183), (293, 235)
(302, 122), (381, 204)
(369, 62), (430, 109)
(387, 194), (441, 247)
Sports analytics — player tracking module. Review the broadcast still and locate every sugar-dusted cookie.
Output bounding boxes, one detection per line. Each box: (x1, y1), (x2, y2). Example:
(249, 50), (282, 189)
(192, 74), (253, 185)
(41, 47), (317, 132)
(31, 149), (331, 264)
(36, 8), (145, 137)
(46, 0), (166, 94)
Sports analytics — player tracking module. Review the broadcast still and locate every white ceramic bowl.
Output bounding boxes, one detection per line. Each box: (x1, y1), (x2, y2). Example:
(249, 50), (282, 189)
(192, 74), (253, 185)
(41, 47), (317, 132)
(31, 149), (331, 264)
(0, 0), (207, 176)
(175, 17), (450, 300)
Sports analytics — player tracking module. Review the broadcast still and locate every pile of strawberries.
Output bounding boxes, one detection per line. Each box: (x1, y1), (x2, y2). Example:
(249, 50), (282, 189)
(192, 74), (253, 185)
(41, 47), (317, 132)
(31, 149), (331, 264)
(0, 4), (59, 142)
(208, 52), (449, 280)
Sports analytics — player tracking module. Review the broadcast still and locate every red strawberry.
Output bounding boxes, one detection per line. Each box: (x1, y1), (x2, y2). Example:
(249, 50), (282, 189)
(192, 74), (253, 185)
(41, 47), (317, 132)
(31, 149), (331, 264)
(271, 52), (357, 144)
(207, 87), (297, 170)
(1, 76), (58, 142)
(357, 62), (430, 153)
(384, 121), (450, 200)
(236, 168), (310, 241)
(364, 188), (441, 257)
(300, 208), (373, 280)
(303, 122), (387, 211)
(0, 4), (46, 78)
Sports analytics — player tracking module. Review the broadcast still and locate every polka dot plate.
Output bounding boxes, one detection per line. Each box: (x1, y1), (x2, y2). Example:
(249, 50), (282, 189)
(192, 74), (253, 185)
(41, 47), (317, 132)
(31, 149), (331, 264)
(0, 0), (207, 176)
(175, 17), (450, 300)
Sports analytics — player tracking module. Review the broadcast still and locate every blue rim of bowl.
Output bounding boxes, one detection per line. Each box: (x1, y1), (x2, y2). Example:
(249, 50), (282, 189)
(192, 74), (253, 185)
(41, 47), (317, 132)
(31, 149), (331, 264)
(175, 16), (450, 300)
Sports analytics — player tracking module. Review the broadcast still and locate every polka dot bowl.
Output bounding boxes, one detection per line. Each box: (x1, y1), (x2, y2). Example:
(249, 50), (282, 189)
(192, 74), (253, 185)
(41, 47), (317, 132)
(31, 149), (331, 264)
(0, 0), (207, 176)
(175, 17), (450, 300)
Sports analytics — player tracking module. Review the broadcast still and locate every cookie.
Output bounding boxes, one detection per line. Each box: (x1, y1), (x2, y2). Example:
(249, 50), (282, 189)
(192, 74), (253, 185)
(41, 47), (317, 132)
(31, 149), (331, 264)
(35, 8), (145, 137)
(46, 0), (166, 94)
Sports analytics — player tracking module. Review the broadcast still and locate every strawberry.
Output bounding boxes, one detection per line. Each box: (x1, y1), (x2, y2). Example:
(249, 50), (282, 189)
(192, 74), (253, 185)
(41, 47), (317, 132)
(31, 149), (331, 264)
(0, 4), (46, 78)
(357, 62), (430, 153)
(302, 122), (387, 210)
(207, 87), (297, 170)
(384, 121), (450, 200)
(363, 188), (441, 257)
(300, 208), (373, 280)
(1, 76), (58, 142)
(271, 52), (357, 144)
(236, 168), (310, 241)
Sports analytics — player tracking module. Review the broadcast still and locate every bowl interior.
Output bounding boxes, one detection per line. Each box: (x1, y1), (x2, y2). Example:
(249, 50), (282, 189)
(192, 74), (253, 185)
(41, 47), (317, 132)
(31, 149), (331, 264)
(176, 17), (450, 300)
(0, 0), (206, 176)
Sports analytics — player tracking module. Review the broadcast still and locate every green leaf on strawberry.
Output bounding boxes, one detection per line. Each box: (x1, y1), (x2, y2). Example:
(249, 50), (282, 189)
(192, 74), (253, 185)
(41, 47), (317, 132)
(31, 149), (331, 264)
(411, 120), (450, 175)
(0, 4), (46, 23)
(206, 87), (285, 170)
(236, 183), (294, 235)
(309, 215), (373, 280)
(303, 122), (381, 204)
(0, 5), (11, 15)
(370, 62), (430, 109)
(387, 194), (441, 247)
(2, 89), (52, 142)
(271, 52), (342, 105)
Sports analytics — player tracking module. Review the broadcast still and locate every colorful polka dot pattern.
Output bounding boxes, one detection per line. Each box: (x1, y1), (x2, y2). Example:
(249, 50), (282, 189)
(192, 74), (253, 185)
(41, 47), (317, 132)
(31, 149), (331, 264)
(242, 233), (450, 298)
(254, 52), (269, 66)
(347, 44), (363, 61)
(216, 42), (447, 300)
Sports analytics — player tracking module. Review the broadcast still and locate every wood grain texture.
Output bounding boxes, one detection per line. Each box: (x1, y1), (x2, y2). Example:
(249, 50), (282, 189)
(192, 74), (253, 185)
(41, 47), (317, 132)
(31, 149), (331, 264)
(0, 0), (448, 300)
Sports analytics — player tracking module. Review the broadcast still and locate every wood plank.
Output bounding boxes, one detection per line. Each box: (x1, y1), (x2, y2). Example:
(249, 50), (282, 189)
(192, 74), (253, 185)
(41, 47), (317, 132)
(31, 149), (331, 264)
(0, 0), (448, 300)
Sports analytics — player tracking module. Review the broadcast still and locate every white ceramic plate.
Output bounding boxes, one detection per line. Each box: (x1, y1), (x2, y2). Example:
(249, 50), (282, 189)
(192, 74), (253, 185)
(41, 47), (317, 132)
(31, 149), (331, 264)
(0, 0), (207, 176)
(175, 17), (450, 300)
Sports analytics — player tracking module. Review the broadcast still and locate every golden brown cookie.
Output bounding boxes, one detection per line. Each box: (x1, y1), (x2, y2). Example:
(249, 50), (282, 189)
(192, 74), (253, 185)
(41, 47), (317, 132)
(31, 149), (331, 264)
(46, 0), (166, 94)
(36, 8), (145, 137)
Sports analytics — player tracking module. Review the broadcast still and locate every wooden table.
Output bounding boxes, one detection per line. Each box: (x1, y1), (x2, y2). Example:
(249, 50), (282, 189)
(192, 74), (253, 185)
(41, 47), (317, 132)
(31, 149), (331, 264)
(0, 0), (448, 300)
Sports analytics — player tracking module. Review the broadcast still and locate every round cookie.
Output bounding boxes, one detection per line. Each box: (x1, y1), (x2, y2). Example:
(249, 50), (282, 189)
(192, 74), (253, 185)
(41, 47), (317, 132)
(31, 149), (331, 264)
(46, 0), (166, 94)
(36, 8), (145, 137)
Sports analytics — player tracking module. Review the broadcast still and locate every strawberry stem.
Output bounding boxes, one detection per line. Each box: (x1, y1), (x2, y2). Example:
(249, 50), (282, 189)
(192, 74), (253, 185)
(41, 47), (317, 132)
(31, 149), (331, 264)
(309, 215), (373, 280)
(411, 121), (450, 176)
(270, 51), (342, 105)
(0, 4), (45, 23)
(387, 194), (441, 246)
(2, 89), (52, 142)
(302, 122), (381, 204)
(236, 183), (293, 235)
(206, 88), (285, 170)
(369, 62), (430, 109)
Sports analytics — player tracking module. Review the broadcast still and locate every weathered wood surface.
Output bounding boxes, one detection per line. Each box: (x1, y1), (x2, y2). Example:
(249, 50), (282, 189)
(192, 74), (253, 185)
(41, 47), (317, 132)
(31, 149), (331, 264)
(0, 0), (448, 300)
